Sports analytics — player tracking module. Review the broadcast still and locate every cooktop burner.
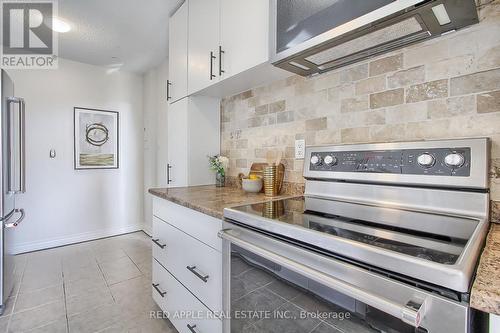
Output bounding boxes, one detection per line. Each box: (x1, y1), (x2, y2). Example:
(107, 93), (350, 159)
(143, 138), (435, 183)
(229, 196), (471, 265)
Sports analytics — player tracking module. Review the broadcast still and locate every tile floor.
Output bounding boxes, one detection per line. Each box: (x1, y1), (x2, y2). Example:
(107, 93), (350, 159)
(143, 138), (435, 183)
(0, 232), (178, 333)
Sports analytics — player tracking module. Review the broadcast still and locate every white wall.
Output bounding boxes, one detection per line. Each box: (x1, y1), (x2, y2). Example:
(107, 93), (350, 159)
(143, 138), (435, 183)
(143, 60), (169, 234)
(7, 58), (144, 253)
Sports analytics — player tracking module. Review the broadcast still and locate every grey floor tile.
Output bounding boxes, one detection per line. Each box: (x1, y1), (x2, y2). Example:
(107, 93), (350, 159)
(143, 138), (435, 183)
(14, 284), (63, 313)
(24, 319), (68, 333)
(231, 276), (260, 301)
(65, 285), (115, 317)
(99, 257), (142, 285)
(9, 300), (66, 332)
(135, 258), (152, 278)
(64, 274), (108, 298)
(68, 303), (124, 333)
(310, 322), (343, 333)
(124, 247), (151, 265)
(109, 276), (150, 304)
(20, 271), (63, 294)
(231, 257), (254, 277)
(93, 248), (127, 264)
(266, 278), (302, 301)
(252, 302), (321, 333)
(291, 292), (375, 333)
(232, 287), (287, 329)
(62, 261), (103, 283)
(238, 268), (274, 287)
(0, 316), (8, 333)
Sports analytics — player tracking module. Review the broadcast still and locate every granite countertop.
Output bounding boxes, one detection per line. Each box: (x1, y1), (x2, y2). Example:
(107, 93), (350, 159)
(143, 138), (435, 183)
(471, 223), (500, 315)
(149, 185), (295, 220)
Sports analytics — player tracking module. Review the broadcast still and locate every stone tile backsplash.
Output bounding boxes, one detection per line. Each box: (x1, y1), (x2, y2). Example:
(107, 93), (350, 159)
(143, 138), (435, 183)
(221, 1), (500, 217)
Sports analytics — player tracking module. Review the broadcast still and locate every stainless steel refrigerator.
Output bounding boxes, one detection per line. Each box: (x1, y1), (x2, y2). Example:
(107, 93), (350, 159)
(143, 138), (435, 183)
(0, 69), (25, 314)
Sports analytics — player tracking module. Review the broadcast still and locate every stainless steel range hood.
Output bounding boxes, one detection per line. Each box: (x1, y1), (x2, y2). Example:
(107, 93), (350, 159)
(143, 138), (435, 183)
(270, 0), (479, 76)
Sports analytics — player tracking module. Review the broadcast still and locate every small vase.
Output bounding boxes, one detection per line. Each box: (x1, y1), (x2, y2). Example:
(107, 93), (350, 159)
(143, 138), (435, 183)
(216, 173), (225, 187)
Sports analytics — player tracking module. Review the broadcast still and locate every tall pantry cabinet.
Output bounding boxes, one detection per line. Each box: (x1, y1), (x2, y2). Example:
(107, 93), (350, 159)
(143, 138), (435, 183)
(166, 0), (220, 188)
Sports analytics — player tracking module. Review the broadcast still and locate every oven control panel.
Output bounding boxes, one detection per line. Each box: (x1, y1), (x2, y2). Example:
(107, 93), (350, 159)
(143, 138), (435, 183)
(309, 147), (471, 176)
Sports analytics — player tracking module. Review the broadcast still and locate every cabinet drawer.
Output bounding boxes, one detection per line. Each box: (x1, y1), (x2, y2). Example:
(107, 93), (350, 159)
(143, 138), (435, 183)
(152, 216), (222, 313)
(153, 198), (222, 252)
(152, 260), (222, 333)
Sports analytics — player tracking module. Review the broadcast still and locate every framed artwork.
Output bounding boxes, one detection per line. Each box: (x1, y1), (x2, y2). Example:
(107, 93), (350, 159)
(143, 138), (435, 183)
(74, 107), (119, 169)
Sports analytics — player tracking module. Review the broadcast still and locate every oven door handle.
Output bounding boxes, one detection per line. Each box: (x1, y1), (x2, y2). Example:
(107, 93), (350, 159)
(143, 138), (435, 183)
(219, 229), (426, 328)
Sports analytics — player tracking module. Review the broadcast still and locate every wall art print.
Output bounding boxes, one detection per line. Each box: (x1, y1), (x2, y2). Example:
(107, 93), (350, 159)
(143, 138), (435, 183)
(74, 107), (119, 169)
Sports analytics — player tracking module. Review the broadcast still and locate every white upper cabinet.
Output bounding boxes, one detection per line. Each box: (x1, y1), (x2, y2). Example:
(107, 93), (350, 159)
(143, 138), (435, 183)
(185, 0), (274, 96)
(188, 0), (221, 95)
(168, 1), (189, 103)
(219, 0), (269, 79)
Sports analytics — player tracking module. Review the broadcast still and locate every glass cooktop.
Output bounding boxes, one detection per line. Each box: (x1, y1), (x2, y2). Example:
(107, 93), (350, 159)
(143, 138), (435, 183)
(228, 197), (475, 265)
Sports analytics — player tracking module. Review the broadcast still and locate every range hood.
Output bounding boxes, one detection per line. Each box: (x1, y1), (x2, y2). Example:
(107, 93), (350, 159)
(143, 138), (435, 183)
(270, 0), (479, 76)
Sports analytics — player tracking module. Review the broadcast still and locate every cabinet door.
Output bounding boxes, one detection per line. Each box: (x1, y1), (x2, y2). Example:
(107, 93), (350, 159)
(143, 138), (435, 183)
(168, 1), (188, 103)
(220, 0), (269, 79)
(188, 0), (220, 94)
(167, 99), (188, 188)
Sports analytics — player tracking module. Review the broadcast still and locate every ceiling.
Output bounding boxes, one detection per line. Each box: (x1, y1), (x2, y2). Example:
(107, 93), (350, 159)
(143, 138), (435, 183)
(57, 0), (183, 73)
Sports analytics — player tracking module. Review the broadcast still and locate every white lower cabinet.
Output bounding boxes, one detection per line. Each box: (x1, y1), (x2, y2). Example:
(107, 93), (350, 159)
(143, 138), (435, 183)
(152, 198), (223, 333)
(152, 216), (222, 312)
(152, 260), (222, 333)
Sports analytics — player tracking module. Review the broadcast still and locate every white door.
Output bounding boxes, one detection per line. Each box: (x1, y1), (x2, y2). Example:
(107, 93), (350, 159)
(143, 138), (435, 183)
(168, 1), (188, 103)
(220, 0), (269, 79)
(167, 99), (188, 188)
(188, 0), (220, 94)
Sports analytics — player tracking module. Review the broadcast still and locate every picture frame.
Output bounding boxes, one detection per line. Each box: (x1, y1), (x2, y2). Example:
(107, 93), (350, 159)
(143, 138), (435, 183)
(73, 107), (119, 170)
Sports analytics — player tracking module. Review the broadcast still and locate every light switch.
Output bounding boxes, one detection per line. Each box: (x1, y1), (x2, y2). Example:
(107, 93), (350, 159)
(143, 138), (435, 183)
(295, 139), (305, 159)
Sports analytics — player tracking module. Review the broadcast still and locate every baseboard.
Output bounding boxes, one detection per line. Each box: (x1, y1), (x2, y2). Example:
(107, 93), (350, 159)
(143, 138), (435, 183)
(142, 227), (152, 237)
(12, 224), (143, 254)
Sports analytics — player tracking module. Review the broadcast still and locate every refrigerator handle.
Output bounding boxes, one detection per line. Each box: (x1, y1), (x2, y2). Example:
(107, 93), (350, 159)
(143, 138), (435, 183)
(19, 98), (26, 194)
(4, 208), (25, 228)
(7, 97), (25, 194)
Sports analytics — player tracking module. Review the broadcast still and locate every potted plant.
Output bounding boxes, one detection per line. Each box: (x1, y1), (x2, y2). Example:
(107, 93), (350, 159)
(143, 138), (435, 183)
(208, 155), (229, 187)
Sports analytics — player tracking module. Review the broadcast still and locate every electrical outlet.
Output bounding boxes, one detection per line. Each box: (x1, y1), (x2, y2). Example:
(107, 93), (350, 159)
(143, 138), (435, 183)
(295, 139), (305, 159)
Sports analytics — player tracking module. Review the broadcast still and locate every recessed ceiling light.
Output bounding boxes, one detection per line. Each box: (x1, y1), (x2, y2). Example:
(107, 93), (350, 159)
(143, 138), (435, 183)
(52, 17), (71, 33)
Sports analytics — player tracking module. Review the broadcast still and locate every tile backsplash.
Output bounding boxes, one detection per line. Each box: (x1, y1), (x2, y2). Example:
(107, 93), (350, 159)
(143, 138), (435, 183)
(221, 1), (500, 220)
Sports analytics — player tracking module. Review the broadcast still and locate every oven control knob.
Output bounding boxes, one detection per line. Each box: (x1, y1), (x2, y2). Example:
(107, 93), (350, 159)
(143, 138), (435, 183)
(417, 153), (435, 168)
(310, 155), (322, 166)
(445, 153), (465, 168)
(324, 155), (337, 166)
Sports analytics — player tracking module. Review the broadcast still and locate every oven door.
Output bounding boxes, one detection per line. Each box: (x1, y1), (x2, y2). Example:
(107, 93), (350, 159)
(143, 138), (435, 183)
(219, 224), (470, 333)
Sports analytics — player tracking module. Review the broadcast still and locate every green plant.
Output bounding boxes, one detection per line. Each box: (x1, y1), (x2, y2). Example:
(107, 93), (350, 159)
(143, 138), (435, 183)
(208, 155), (229, 176)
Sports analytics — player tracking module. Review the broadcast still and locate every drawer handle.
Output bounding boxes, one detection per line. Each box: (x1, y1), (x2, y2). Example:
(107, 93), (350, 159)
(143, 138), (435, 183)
(187, 324), (198, 333)
(152, 238), (166, 249)
(186, 265), (209, 283)
(152, 283), (167, 297)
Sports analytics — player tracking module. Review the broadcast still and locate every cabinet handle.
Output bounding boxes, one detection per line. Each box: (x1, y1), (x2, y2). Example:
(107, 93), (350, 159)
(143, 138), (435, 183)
(152, 283), (167, 297)
(187, 324), (198, 333)
(186, 265), (209, 283)
(209, 51), (216, 80)
(218, 46), (225, 76)
(152, 238), (166, 249)
(166, 80), (172, 101)
(167, 164), (172, 184)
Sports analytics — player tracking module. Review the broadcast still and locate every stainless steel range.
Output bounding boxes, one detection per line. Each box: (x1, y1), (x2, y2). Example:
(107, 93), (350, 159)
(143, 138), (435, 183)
(220, 138), (490, 333)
